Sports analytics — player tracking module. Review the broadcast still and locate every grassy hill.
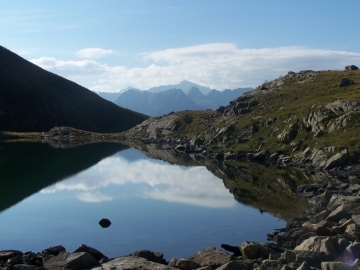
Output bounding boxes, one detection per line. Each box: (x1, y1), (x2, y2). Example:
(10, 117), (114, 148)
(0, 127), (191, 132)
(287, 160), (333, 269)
(0, 45), (148, 133)
(125, 68), (360, 166)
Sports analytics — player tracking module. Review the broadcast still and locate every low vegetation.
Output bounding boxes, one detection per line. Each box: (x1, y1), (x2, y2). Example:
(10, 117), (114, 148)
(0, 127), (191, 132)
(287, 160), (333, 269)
(125, 68), (360, 166)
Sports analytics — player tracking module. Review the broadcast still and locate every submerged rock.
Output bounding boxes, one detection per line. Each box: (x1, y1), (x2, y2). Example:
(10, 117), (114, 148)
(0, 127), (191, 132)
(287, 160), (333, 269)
(99, 218), (111, 228)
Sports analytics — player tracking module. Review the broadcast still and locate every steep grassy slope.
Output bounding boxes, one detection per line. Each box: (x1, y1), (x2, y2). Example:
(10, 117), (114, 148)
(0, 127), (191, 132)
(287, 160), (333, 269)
(126, 68), (360, 164)
(0, 46), (148, 133)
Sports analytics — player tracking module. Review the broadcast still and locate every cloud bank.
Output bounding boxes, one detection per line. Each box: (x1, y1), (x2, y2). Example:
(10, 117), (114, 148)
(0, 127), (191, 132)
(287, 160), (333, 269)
(30, 44), (360, 92)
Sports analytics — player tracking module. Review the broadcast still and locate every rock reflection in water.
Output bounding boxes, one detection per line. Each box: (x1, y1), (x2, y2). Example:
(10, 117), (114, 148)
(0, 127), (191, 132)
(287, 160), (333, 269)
(126, 142), (316, 220)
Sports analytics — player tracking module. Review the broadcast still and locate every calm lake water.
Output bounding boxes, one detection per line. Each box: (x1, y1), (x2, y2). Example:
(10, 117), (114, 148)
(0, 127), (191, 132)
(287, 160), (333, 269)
(0, 142), (287, 260)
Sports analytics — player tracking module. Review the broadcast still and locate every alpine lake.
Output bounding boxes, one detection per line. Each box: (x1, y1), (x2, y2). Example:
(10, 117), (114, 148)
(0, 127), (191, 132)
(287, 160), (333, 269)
(0, 140), (314, 260)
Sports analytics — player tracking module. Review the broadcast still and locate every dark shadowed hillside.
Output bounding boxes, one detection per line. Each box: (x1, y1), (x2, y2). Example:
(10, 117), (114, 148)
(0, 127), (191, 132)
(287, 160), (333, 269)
(0, 46), (148, 133)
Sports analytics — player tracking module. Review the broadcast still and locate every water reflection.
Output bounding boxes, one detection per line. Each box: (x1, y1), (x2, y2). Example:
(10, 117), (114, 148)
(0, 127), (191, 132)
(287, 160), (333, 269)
(41, 152), (236, 208)
(0, 141), (296, 258)
(0, 141), (128, 213)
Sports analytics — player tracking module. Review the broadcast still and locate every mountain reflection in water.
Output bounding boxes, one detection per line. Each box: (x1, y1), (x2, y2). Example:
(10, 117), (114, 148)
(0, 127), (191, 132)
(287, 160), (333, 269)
(0, 141), (312, 259)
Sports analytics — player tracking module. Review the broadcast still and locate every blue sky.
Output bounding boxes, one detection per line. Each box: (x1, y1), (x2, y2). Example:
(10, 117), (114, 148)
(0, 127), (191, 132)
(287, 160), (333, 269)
(1, 0), (360, 92)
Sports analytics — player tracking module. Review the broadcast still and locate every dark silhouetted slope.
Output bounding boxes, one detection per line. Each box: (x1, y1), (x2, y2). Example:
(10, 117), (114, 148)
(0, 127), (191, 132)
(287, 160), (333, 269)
(0, 46), (148, 132)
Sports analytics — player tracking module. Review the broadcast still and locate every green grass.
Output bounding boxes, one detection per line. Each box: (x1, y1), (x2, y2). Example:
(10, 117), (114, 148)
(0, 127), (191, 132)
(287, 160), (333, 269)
(133, 69), (360, 160)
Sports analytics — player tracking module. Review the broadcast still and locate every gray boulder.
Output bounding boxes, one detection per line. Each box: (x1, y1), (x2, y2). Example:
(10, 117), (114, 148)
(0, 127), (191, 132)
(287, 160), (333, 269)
(279, 250), (296, 264)
(326, 203), (360, 222)
(176, 258), (202, 270)
(324, 153), (348, 170)
(43, 251), (99, 270)
(339, 78), (354, 87)
(73, 244), (107, 262)
(0, 250), (23, 261)
(239, 241), (269, 260)
(91, 256), (177, 270)
(216, 260), (253, 270)
(125, 250), (165, 264)
(188, 247), (231, 268)
(259, 259), (283, 270)
(294, 250), (333, 268)
(42, 245), (66, 256)
(294, 236), (353, 263)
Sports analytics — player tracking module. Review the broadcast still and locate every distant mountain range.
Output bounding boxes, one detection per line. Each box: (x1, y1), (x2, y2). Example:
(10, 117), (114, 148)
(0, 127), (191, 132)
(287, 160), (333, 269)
(96, 82), (253, 117)
(0, 45), (148, 133)
(148, 80), (213, 95)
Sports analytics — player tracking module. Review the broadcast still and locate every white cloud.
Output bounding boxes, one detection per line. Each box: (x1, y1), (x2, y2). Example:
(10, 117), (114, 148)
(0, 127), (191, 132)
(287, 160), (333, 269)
(76, 191), (113, 203)
(30, 57), (114, 76)
(41, 156), (236, 208)
(76, 48), (113, 59)
(30, 44), (360, 92)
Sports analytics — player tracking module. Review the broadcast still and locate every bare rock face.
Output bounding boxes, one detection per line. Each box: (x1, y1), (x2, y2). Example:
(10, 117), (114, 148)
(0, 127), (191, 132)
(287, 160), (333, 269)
(323, 152), (348, 170)
(238, 126), (256, 143)
(43, 251), (99, 270)
(239, 241), (269, 260)
(73, 244), (108, 262)
(277, 124), (298, 143)
(188, 247), (231, 268)
(302, 100), (359, 135)
(91, 256), (177, 270)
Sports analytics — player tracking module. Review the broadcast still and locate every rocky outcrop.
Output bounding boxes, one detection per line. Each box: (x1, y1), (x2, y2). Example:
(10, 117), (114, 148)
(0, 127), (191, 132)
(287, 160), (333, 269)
(345, 65), (359, 71)
(277, 124), (298, 143)
(301, 100), (360, 135)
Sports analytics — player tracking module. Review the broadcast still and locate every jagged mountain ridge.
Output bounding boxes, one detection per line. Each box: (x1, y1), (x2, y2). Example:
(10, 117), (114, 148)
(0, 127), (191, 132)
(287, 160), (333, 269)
(148, 80), (213, 95)
(0, 45), (148, 133)
(114, 88), (202, 117)
(112, 86), (253, 116)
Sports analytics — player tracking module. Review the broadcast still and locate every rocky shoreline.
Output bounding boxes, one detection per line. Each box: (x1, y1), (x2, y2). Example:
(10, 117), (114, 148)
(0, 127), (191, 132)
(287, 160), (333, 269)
(2, 176), (360, 270)
(128, 135), (360, 179)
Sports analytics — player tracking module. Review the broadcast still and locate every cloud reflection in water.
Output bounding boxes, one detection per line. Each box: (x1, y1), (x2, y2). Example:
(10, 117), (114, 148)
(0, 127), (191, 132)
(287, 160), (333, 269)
(41, 155), (236, 208)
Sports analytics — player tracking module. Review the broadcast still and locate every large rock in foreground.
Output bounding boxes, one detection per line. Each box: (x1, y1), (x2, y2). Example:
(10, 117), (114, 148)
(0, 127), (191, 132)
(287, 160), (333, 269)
(43, 251), (99, 270)
(187, 247), (231, 268)
(91, 256), (176, 270)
